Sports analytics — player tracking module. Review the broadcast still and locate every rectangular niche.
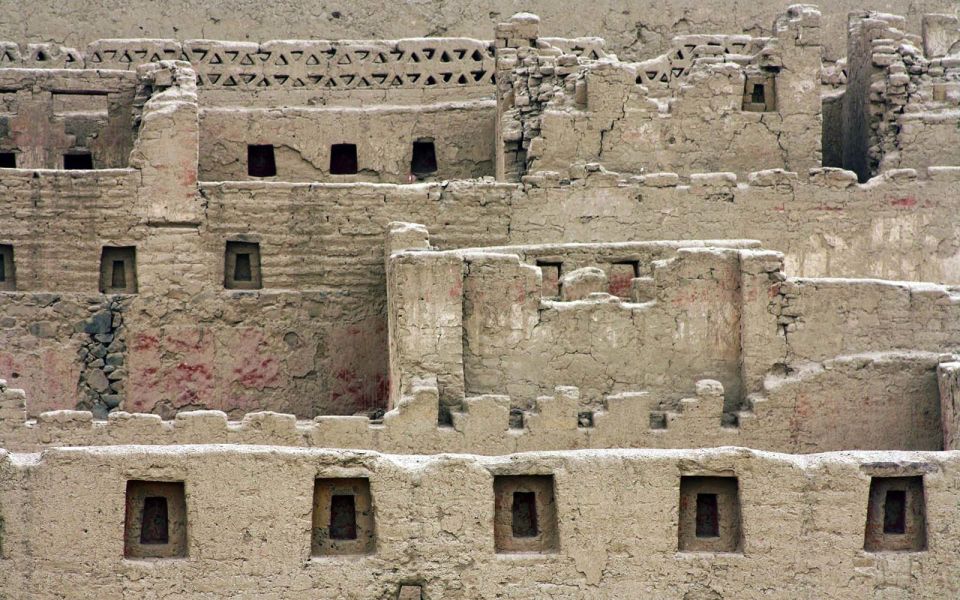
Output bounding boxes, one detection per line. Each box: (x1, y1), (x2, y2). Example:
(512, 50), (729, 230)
(864, 476), (927, 552)
(224, 241), (262, 290)
(0, 151), (16, 168)
(410, 139), (438, 178)
(493, 475), (559, 553)
(742, 73), (777, 112)
(124, 480), (188, 559)
(312, 478), (375, 556)
(329, 143), (358, 175)
(247, 144), (276, 177)
(536, 260), (562, 299)
(0, 244), (14, 291)
(99, 246), (137, 294)
(63, 151), (94, 170)
(678, 476), (742, 553)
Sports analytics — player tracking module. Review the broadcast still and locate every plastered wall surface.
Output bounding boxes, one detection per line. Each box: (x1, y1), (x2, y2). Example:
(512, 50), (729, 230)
(1, 445), (959, 599)
(0, 0), (954, 64)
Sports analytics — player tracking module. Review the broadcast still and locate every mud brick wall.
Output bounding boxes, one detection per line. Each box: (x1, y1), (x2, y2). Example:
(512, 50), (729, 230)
(198, 101), (495, 183)
(1, 446), (959, 598)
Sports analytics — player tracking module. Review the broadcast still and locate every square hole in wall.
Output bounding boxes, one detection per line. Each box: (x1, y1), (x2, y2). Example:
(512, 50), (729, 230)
(124, 480), (188, 559)
(247, 144), (276, 177)
(224, 241), (262, 290)
(494, 475), (559, 553)
(410, 139), (438, 178)
(608, 261), (639, 298)
(312, 478), (375, 556)
(99, 246), (137, 294)
(63, 151), (94, 170)
(742, 74), (776, 112)
(864, 476), (926, 552)
(0, 151), (16, 168)
(536, 261), (562, 298)
(330, 143), (358, 175)
(678, 476), (742, 552)
(0, 244), (14, 291)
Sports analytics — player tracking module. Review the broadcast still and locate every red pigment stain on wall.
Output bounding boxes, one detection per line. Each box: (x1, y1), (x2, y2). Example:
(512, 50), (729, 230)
(326, 319), (389, 414)
(890, 197), (918, 208)
(0, 348), (78, 416)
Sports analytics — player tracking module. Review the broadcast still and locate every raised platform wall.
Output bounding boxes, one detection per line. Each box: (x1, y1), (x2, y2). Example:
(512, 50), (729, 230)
(0, 446), (958, 598)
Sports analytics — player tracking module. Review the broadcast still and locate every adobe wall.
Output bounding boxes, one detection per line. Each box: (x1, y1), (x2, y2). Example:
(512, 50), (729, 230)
(0, 445), (958, 598)
(2, 0), (954, 64)
(198, 101), (495, 183)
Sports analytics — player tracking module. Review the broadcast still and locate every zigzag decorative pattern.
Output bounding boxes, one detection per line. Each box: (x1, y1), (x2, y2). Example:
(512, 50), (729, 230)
(634, 35), (771, 88)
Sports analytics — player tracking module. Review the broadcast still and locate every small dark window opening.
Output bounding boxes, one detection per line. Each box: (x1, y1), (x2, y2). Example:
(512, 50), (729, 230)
(330, 143), (358, 175)
(695, 493), (720, 538)
(883, 490), (907, 534)
(329, 494), (358, 540)
(140, 496), (170, 544)
(234, 253), (252, 281)
(511, 491), (539, 537)
(0, 255), (5, 281)
(111, 260), (126, 289)
(224, 241), (262, 290)
(64, 152), (93, 170)
(247, 144), (276, 177)
(751, 83), (765, 104)
(577, 411), (594, 428)
(99, 246), (137, 293)
(0, 152), (16, 168)
(0, 244), (14, 290)
(410, 140), (437, 177)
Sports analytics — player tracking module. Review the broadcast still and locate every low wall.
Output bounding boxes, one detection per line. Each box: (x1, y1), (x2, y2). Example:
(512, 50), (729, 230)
(0, 445), (958, 598)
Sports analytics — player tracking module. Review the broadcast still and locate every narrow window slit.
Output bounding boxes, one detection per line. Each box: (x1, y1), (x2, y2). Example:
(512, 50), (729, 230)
(695, 493), (720, 538)
(751, 83), (765, 104)
(111, 260), (126, 289)
(329, 494), (358, 540)
(140, 496), (170, 544)
(511, 491), (539, 537)
(234, 253), (252, 281)
(883, 490), (907, 534)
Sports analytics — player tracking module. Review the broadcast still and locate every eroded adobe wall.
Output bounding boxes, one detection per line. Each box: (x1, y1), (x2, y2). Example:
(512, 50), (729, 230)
(198, 101), (495, 183)
(1, 0), (955, 64)
(0, 445), (958, 598)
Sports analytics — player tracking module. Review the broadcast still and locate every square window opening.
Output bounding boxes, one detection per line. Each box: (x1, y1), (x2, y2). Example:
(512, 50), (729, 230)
(64, 152), (94, 170)
(247, 144), (276, 177)
(312, 478), (375, 556)
(99, 247), (137, 294)
(0, 152), (16, 168)
(494, 475), (558, 553)
(411, 139), (438, 177)
(864, 476), (926, 552)
(330, 143), (358, 175)
(224, 241), (262, 290)
(124, 480), (187, 559)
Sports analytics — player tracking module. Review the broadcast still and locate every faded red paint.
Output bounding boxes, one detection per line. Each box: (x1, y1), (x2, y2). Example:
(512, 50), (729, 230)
(608, 274), (634, 298)
(890, 197), (918, 208)
(448, 279), (463, 299)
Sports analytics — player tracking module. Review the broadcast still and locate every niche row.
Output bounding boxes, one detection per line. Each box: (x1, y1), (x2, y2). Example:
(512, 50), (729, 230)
(122, 473), (928, 559)
(0, 149), (95, 169)
(246, 140), (438, 179)
(0, 242), (263, 293)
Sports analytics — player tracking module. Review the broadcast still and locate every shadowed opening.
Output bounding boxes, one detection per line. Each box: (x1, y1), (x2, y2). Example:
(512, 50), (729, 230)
(329, 494), (358, 540)
(884, 490), (907, 534)
(247, 144), (276, 177)
(695, 493), (719, 538)
(512, 491), (538, 537)
(64, 152), (93, 170)
(330, 143), (358, 174)
(140, 496), (169, 544)
(411, 140), (437, 176)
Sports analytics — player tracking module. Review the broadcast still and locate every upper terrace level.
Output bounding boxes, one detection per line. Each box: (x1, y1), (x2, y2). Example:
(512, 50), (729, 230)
(0, 6), (958, 182)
